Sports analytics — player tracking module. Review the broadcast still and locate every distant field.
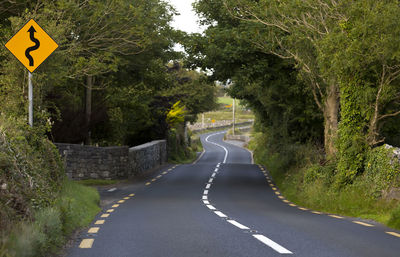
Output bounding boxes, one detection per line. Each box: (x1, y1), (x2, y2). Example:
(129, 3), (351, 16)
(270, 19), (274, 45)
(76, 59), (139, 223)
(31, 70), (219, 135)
(217, 96), (244, 109)
(195, 96), (254, 124)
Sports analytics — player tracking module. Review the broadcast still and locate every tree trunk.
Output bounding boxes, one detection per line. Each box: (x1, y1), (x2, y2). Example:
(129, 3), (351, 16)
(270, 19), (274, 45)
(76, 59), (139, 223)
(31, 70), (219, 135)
(323, 84), (339, 158)
(85, 75), (93, 145)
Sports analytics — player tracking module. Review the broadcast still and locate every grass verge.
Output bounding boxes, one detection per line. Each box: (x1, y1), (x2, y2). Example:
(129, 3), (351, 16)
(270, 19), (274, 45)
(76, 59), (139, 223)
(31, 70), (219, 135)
(168, 135), (203, 164)
(248, 132), (400, 230)
(0, 180), (100, 257)
(76, 179), (126, 187)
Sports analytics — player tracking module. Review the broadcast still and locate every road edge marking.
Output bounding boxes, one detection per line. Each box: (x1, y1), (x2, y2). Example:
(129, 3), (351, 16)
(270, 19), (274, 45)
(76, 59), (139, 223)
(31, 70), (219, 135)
(79, 239), (94, 249)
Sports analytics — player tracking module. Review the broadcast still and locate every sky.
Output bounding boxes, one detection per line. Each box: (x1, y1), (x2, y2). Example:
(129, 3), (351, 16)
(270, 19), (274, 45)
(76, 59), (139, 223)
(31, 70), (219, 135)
(168, 0), (206, 34)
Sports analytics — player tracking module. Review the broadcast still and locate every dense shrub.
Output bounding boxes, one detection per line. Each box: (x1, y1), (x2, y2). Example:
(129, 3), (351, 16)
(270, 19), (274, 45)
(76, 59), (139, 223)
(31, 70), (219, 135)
(364, 145), (400, 195)
(0, 116), (64, 231)
(249, 130), (400, 230)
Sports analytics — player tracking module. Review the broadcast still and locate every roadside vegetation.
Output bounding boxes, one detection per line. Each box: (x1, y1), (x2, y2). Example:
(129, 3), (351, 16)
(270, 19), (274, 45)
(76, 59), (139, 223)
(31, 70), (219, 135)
(188, 0), (400, 229)
(0, 0), (218, 255)
(0, 116), (100, 257)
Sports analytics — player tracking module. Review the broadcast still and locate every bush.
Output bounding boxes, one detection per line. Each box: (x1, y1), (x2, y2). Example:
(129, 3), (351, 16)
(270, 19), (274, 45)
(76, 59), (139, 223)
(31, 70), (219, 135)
(250, 129), (400, 230)
(0, 116), (64, 231)
(364, 145), (400, 195)
(168, 126), (200, 163)
(0, 180), (100, 257)
(388, 204), (400, 229)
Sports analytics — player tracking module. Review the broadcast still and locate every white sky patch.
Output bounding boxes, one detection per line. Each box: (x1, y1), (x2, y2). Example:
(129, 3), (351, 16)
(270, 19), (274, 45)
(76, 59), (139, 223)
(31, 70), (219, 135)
(167, 0), (207, 52)
(168, 0), (206, 34)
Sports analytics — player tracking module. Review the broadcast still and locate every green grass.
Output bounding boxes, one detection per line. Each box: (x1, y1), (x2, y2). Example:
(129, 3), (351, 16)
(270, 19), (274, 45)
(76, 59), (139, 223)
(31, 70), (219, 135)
(1, 180), (100, 257)
(76, 179), (125, 186)
(201, 111), (254, 122)
(58, 180), (101, 235)
(169, 137), (204, 164)
(249, 132), (400, 230)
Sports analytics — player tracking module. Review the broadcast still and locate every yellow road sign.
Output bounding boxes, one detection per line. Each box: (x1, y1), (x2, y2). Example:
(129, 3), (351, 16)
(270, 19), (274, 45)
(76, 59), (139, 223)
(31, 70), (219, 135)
(5, 19), (58, 73)
(211, 119), (216, 123)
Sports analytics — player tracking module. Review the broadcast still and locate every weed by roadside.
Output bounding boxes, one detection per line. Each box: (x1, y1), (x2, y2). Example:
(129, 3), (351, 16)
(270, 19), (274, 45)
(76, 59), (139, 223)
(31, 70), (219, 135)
(0, 180), (100, 257)
(249, 132), (400, 230)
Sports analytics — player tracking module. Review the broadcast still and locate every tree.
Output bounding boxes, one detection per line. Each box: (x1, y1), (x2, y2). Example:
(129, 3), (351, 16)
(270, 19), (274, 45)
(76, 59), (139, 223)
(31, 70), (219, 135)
(185, 0), (323, 147)
(219, 0), (342, 157)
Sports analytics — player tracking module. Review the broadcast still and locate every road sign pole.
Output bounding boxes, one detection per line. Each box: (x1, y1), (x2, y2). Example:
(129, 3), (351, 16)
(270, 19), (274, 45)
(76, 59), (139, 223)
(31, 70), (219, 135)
(232, 98), (236, 135)
(28, 72), (33, 127)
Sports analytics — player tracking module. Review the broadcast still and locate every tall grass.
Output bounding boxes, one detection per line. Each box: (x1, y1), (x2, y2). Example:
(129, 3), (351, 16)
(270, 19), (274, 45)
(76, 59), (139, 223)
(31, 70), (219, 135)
(0, 180), (100, 257)
(249, 132), (400, 230)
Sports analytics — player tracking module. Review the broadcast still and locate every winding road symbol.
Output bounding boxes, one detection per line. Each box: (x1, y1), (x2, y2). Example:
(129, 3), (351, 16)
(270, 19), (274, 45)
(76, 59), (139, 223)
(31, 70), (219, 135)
(25, 26), (40, 66)
(4, 19), (58, 73)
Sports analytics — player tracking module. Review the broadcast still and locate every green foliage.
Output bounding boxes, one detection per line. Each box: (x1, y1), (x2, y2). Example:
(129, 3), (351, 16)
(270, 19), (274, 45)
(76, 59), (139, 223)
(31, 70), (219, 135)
(364, 146), (400, 194)
(249, 131), (400, 230)
(0, 115), (64, 231)
(76, 179), (123, 187)
(336, 80), (369, 186)
(0, 180), (100, 257)
(166, 101), (186, 128)
(187, 1), (323, 146)
(167, 127), (199, 164)
(388, 204), (400, 229)
(57, 180), (100, 235)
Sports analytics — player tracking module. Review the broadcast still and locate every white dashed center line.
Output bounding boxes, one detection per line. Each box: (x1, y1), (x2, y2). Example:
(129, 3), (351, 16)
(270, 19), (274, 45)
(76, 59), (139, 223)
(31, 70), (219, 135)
(201, 133), (293, 255)
(214, 211), (227, 218)
(253, 234), (293, 254)
(227, 220), (250, 230)
(207, 205), (216, 210)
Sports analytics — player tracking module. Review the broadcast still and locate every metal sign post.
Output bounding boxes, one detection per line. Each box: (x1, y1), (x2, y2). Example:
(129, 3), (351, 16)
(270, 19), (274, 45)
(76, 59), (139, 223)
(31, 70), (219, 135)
(28, 72), (33, 127)
(232, 98), (236, 135)
(4, 19), (58, 127)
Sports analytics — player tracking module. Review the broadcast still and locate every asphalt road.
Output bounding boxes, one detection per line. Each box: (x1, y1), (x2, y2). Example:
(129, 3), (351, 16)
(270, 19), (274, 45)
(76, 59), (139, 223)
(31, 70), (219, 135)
(67, 131), (400, 257)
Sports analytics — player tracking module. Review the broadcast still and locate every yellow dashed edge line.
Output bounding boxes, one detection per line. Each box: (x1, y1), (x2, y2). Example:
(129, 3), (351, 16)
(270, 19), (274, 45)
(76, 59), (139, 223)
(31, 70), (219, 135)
(352, 221), (374, 227)
(258, 167), (396, 238)
(329, 215), (343, 219)
(81, 166), (180, 251)
(79, 239), (94, 248)
(386, 231), (400, 238)
(88, 227), (100, 233)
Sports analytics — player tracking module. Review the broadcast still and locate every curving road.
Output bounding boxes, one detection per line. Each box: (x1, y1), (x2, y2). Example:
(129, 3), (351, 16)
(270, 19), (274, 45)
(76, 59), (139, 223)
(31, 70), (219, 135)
(67, 131), (400, 257)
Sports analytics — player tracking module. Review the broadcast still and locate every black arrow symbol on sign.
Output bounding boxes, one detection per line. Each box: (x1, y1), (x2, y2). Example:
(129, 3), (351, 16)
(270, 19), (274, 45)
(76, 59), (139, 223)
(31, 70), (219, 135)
(25, 26), (40, 66)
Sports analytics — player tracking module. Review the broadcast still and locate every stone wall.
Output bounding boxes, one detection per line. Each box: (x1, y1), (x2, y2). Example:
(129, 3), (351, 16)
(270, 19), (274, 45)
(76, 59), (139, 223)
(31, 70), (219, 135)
(225, 134), (250, 143)
(128, 140), (167, 177)
(190, 121), (253, 133)
(56, 140), (167, 180)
